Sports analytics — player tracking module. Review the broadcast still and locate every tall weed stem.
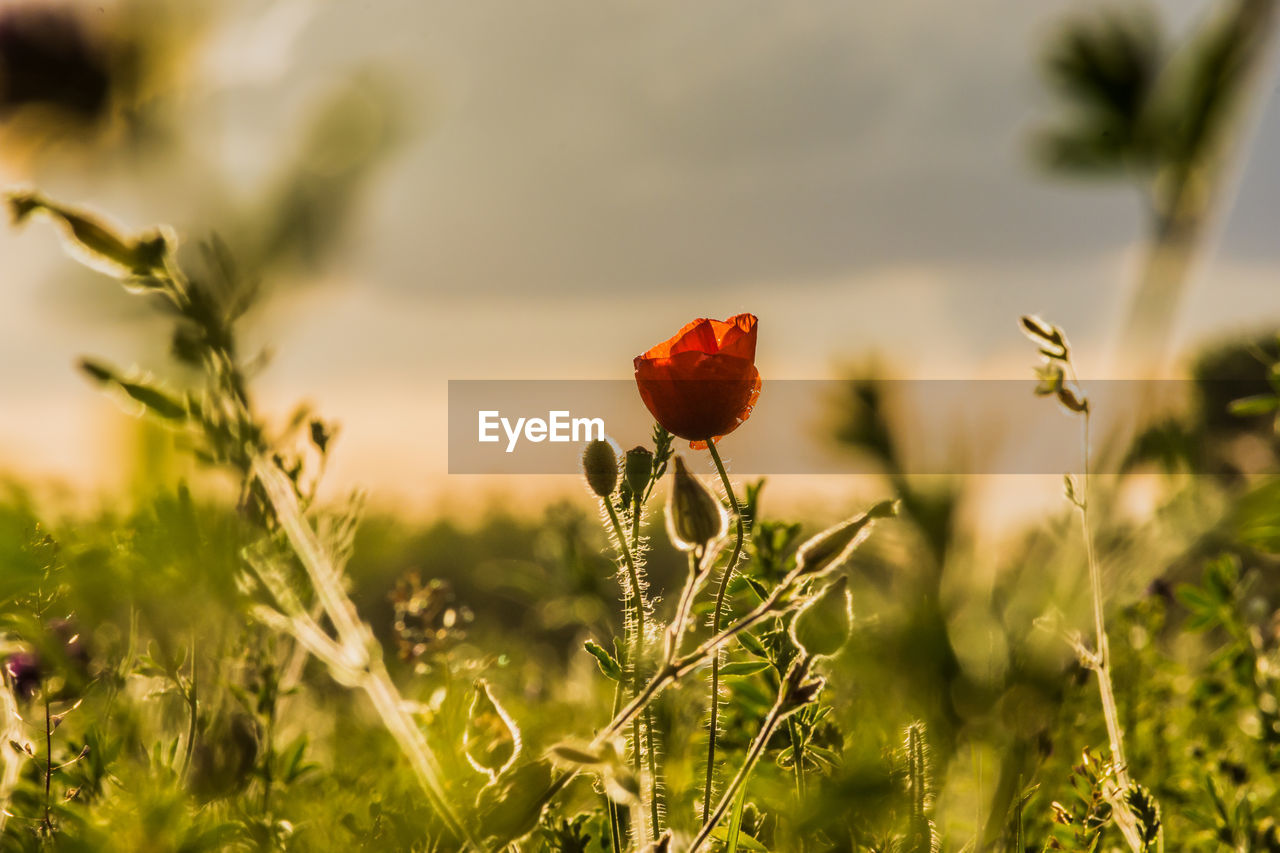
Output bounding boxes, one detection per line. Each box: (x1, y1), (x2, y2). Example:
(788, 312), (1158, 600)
(689, 658), (812, 853)
(703, 440), (745, 820)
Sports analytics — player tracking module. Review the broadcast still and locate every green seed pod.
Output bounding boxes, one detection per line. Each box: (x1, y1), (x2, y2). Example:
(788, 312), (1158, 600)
(476, 759), (554, 842)
(464, 679), (521, 781)
(790, 575), (852, 658)
(665, 455), (727, 553)
(581, 439), (619, 498)
(624, 446), (654, 498)
(795, 500), (897, 577)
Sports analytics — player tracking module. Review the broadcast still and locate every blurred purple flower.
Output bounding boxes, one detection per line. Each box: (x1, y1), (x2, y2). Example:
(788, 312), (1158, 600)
(4, 649), (42, 701)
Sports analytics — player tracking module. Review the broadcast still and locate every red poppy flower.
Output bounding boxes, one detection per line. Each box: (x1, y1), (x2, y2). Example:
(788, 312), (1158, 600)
(634, 314), (761, 448)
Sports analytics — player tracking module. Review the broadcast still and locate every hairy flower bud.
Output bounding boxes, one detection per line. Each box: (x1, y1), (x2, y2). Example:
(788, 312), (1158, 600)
(665, 455), (728, 553)
(581, 439), (619, 498)
(795, 500), (897, 577)
(624, 446), (654, 498)
(790, 575), (852, 658)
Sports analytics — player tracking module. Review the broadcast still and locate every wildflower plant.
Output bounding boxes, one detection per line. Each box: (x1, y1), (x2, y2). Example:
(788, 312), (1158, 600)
(6, 192), (482, 848)
(12, 180), (1276, 852)
(1022, 315), (1162, 853)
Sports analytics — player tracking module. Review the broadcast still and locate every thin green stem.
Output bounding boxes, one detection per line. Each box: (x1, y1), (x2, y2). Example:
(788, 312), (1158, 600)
(180, 632), (198, 782)
(787, 715), (807, 853)
(606, 679), (625, 853)
(1067, 373), (1129, 787)
(787, 716), (805, 798)
(1066, 371), (1144, 853)
(691, 660), (811, 853)
(667, 550), (703, 663)
(723, 785), (748, 853)
(704, 440), (745, 821)
(495, 528), (872, 852)
(631, 493), (663, 839)
(43, 690), (52, 834)
(254, 459), (480, 850)
(604, 500), (649, 844)
(604, 790), (623, 853)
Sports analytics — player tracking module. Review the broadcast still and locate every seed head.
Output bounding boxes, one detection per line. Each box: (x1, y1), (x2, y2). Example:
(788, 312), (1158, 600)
(790, 575), (852, 658)
(795, 500), (897, 577)
(624, 446), (654, 498)
(581, 439), (619, 498)
(665, 455), (727, 553)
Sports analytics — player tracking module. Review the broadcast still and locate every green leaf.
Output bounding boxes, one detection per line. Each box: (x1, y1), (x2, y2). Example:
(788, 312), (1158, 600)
(78, 358), (188, 421)
(7, 191), (170, 278)
(736, 631), (769, 659)
(281, 736), (316, 783)
(738, 575), (771, 602)
(711, 824), (767, 852)
(584, 640), (623, 682)
(78, 358), (116, 384)
(719, 660), (771, 678)
(548, 742), (604, 766)
(119, 380), (188, 421)
(1228, 394), (1279, 417)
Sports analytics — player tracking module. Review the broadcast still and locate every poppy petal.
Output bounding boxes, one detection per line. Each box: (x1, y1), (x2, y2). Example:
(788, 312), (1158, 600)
(634, 314), (760, 445)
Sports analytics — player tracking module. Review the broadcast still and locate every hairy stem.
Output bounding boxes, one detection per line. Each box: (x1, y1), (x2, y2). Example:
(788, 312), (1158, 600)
(704, 440), (745, 820)
(1070, 387), (1144, 853)
(667, 550), (704, 663)
(254, 459), (480, 850)
(607, 677), (626, 853)
(690, 659), (811, 853)
(631, 493), (664, 839)
(604, 500), (650, 844)
(495, 494), (899, 852)
(497, 572), (805, 850)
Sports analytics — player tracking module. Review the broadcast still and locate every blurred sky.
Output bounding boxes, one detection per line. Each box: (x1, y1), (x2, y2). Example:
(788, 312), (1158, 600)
(2, 0), (1279, 511)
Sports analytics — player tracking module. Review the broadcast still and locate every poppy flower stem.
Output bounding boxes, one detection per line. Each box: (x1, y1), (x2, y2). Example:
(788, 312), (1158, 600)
(690, 658), (813, 853)
(703, 440), (745, 822)
(603, 500), (651, 844)
(629, 493), (665, 840)
(501, 502), (892, 851)
(502, 560), (833, 850)
(666, 549), (705, 663)
(605, 681), (626, 853)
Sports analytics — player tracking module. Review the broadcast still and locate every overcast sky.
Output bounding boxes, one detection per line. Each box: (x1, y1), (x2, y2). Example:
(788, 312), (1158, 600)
(1, 0), (1278, 505)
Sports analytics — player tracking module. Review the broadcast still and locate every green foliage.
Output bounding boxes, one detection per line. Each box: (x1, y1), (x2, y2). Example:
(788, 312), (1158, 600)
(7, 185), (1280, 852)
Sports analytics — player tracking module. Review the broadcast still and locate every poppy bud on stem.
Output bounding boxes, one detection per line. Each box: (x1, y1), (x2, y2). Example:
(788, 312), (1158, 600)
(665, 456), (727, 552)
(581, 439), (620, 499)
(794, 500), (898, 579)
(624, 446), (654, 499)
(589, 442), (656, 844)
(790, 575), (853, 659)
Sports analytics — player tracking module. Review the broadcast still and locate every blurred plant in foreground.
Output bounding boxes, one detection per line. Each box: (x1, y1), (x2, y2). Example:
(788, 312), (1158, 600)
(1036, 0), (1277, 372)
(1023, 316), (1162, 852)
(5, 190), (482, 848)
(5, 193), (909, 852)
